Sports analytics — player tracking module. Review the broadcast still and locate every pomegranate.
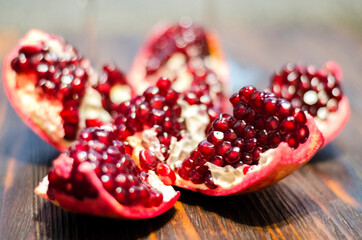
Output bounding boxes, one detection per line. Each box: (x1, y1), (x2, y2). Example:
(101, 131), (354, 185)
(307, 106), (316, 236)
(36, 79), (323, 217)
(35, 125), (180, 219)
(271, 61), (350, 146)
(3, 29), (112, 151)
(128, 18), (229, 117)
(172, 86), (324, 195)
(110, 81), (323, 195)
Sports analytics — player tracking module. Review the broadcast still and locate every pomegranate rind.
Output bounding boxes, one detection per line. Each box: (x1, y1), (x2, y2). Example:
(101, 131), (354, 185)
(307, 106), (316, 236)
(35, 154), (180, 219)
(318, 96), (350, 147)
(128, 22), (229, 100)
(175, 114), (324, 196)
(3, 29), (73, 151)
(321, 61), (349, 146)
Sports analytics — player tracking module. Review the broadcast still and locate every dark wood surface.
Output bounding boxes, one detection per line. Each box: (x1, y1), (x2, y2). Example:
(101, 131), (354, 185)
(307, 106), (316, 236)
(0, 22), (361, 240)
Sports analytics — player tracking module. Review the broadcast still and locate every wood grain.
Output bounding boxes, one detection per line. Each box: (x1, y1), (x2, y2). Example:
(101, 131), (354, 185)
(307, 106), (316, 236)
(0, 22), (361, 240)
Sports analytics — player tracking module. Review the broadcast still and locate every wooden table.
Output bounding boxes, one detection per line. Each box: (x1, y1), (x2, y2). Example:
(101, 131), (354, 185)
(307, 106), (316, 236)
(0, 23), (361, 240)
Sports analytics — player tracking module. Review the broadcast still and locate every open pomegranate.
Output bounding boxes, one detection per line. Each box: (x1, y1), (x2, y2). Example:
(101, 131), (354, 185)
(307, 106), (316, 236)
(128, 18), (229, 116)
(2, 30), (133, 151)
(271, 61), (350, 146)
(36, 78), (323, 217)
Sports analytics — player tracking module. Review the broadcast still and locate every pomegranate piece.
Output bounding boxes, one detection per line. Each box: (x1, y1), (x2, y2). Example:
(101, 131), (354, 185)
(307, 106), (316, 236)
(128, 19), (230, 120)
(35, 126), (180, 219)
(271, 61), (350, 146)
(3, 30), (112, 151)
(172, 86), (324, 195)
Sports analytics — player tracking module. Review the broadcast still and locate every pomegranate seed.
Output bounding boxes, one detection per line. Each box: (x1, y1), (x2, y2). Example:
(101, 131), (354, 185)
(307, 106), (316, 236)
(156, 163), (176, 186)
(197, 140), (215, 158)
(139, 149), (158, 171)
(207, 131), (224, 145)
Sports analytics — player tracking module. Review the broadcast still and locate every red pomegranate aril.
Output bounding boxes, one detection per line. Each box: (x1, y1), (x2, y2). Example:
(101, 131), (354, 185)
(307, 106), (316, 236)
(242, 152), (253, 165)
(268, 132), (282, 148)
(277, 100), (293, 117)
(224, 129), (237, 142)
(243, 125), (256, 139)
(156, 77), (172, 92)
(250, 90), (265, 110)
(296, 125), (309, 143)
(165, 90), (179, 105)
(145, 190), (163, 208)
(144, 86), (160, 101)
(293, 108), (307, 124)
(265, 116), (279, 131)
(252, 147), (263, 162)
(198, 140), (215, 157)
(216, 141), (232, 156)
(256, 130), (268, 145)
(233, 120), (247, 135)
(280, 117), (296, 132)
(194, 157), (207, 167)
(101, 175), (114, 192)
(239, 86), (256, 103)
(207, 131), (224, 145)
(178, 167), (190, 180)
(156, 163), (176, 186)
(182, 158), (194, 170)
(85, 119), (104, 128)
(189, 170), (205, 184)
(243, 166), (252, 175)
(212, 116), (230, 132)
(233, 138), (244, 149)
(233, 102), (248, 119)
(204, 172), (218, 189)
(224, 147), (241, 164)
(139, 149), (158, 171)
(244, 138), (257, 152)
(264, 97), (278, 114)
(229, 93), (240, 106)
(150, 95), (166, 109)
(287, 135), (299, 149)
(210, 155), (224, 167)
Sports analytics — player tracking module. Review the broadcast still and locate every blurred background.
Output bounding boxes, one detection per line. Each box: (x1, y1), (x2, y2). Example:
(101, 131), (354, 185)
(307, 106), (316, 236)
(1, 0), (362, 72)
(1, 0), (362, 110)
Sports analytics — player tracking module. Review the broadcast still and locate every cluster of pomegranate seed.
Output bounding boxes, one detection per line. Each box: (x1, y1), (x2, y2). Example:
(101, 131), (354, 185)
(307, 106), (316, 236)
(271, 63), (343, 119)
(94, 64), (128, 116)
(47, 126), (163, 207)
(177, 86), (310, 188)
(146, 21), (209, 75)
(183, 60), (224, 122)
(11, 44), (88, 139)
(114, 77), (184, 160)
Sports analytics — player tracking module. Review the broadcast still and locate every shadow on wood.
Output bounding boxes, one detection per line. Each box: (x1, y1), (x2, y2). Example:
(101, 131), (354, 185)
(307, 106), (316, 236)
(34, 201), (176, 239)
(176, 183), (309, 227)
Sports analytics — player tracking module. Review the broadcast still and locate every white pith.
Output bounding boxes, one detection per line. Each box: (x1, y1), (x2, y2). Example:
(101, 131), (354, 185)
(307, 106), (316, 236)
(147, 171), (178, 202)
(110, 84), (132, 105)
(78, 88), (112, 130)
